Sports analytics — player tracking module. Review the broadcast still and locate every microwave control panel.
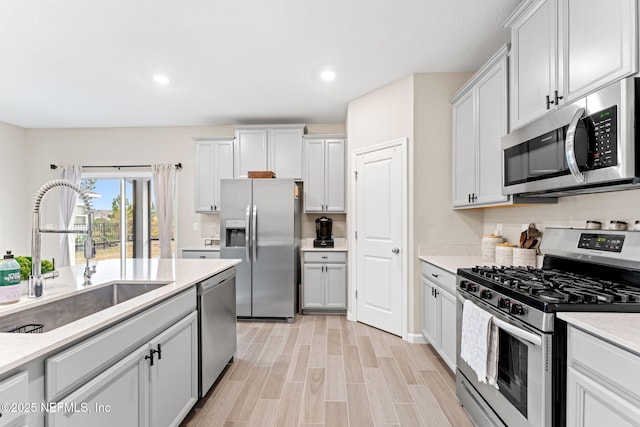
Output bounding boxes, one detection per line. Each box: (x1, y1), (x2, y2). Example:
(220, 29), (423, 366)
(587, 106), (617, 169)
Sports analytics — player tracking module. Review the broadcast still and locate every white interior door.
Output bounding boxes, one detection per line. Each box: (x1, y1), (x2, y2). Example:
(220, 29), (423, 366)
(355, 144), (403, 336)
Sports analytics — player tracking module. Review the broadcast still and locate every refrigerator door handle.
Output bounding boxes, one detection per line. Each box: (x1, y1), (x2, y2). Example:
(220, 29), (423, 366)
(245, 204), (251, 262)
(252, 204), (257, 262)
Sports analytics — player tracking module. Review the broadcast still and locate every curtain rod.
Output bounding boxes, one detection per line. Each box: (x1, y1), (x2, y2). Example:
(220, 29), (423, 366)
(50, 163), (182, 170)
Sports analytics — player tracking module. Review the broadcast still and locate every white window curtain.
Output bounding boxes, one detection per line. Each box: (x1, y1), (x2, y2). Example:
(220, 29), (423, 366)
(152, 164), (176, 258)
(58, 165), (82, 266)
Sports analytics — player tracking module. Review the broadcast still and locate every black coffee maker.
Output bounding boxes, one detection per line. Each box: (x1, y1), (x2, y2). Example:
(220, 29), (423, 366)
(314, 216), (334, 248)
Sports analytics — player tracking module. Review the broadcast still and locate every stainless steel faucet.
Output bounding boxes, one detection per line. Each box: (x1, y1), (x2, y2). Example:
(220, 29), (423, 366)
(30, 179), (96, 297)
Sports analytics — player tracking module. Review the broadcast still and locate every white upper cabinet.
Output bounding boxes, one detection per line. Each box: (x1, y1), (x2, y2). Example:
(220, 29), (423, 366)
(234, 125), (305, 179)
(194, 139), (234, 213)
(451, 45), (509, 209)
(268, 127), (304, 180)
(303, 136), (346, 213)
(234, 129), (269, 178)
(506, 0), (638, 130)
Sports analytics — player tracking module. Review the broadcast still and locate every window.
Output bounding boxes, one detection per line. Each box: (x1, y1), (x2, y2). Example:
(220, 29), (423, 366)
(71, 173), (174, 264)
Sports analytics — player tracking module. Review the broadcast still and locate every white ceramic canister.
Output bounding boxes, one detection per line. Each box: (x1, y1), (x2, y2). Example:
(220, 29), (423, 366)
(495, 243), (517, 266)
(482, 235), (505, 263)
(513, 248), (537, 267)
(0, 251), (21, 304)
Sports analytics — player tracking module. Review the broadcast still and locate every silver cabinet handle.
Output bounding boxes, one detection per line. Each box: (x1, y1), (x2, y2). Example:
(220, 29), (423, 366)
(432, 273), (439, 278)
(565, 107), (586, 184)
(392, 247), (400, 254)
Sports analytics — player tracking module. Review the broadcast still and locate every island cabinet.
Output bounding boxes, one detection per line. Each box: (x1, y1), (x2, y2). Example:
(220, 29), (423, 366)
(566, 325), (640, 427)
(194, 138), (234, 213)
(303, 136), (345, 213)
(506, 0), (638, 130)
(234, 125), (305, 180)
(421, 261), (456, 371)
(46, 288), (198, 427)
(302, 251), (347, 312)
(0, 371), (29, 427)
(451, 45), (509, 209)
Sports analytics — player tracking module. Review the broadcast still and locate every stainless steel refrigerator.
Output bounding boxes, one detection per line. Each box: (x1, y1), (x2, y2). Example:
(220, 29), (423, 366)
(220, 179), (300, 320)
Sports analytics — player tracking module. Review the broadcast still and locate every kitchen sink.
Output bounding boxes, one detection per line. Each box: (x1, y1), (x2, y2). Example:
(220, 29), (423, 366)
(0, 282), (168, 333)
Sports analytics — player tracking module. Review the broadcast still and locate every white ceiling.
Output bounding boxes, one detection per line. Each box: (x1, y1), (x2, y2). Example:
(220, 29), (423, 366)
(0, 0), (520, 129)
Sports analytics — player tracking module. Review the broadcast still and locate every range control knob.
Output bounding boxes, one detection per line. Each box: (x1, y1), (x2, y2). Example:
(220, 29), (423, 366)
(498, 298), (511, 309)
(510, 303), (525, 316)
(459, 281), (468, 290)
(466, 283), (477, 292)
(480, 289), (493, 300)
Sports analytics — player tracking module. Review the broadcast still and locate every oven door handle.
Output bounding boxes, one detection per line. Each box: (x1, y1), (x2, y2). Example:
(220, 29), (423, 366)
(565, 107), (586, 184)
(457, 293), (542, 347)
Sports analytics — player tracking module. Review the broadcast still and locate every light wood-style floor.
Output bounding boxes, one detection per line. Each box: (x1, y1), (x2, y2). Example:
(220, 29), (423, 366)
(180, 314), (474, 427)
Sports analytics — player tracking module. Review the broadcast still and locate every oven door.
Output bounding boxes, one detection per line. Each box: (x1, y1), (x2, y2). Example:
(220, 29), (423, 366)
(455, 292), (552, 427)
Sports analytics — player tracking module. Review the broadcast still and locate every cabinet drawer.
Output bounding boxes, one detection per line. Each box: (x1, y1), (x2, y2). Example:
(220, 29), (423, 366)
(421, 262), (456, 294)
(0, 371), (28, 426)
(182, 249), (220, 259)
(46, 287), (196, 401)
(568, 326), (640, 401)
(303, 251), (347, 263)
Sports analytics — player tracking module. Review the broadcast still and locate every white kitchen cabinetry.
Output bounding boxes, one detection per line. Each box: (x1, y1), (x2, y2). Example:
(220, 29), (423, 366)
(566, 325), (640, 427)
(46, 288), (198, 427)
(302, 251), (347, 311)
(421, 261), (456, 371)
(451, 45), (509, 208)
(303, 136), (345, 213)
(194, 138), (234, 213)
(0, 371), (29, 427)
(506, 0), (638, 130)
(234, 125), (305, 179)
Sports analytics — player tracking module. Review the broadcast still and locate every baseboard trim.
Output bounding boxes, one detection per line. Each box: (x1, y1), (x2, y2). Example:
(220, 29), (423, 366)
(406, 333), (427, 344)
(347, 311), (355, 322)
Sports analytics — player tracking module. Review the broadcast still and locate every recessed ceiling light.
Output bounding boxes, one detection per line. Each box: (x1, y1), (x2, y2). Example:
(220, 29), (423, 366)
(152, 74), (171, 85)
(321, 70), (336, 81)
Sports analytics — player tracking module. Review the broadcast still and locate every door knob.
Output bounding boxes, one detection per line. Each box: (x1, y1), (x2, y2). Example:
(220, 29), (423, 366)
(392, 247), (400, 254)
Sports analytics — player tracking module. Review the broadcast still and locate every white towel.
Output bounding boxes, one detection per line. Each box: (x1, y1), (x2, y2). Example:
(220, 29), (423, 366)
(460, 299), (499, 386)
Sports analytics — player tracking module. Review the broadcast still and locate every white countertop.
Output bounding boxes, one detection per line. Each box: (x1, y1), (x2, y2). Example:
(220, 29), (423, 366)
(181, 245), (220, 251)
(301, 237), (348, 252)
(0, 258), (240, 376)
(418, 255), (491, 274)
(558, 312), (640, 355)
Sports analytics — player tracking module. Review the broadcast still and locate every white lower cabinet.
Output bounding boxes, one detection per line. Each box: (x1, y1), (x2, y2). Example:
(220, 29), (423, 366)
(0, 371), (29, 427)
(566, 325), (640, 427)
(48, 312), (197, 427)
(302, 251), (347, 311)
(421, 261), (456, 371)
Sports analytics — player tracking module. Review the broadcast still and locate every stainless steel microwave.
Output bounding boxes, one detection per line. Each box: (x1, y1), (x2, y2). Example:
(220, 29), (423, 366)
(502, 78), (639, 197)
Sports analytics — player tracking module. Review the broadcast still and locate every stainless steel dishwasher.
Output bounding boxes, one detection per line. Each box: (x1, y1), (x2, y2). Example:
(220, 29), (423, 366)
(197, 267), (237, 398)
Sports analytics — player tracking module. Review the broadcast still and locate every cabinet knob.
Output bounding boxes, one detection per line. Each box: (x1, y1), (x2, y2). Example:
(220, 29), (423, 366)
(392, 247), (400, 254)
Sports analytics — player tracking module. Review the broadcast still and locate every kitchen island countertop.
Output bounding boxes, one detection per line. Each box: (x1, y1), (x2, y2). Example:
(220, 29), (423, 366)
(0, 258), (240, 376)
(558, 312), (640, 356)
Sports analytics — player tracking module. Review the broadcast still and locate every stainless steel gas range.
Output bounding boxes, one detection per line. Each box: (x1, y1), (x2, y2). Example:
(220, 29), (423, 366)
(455, 227), (640, 427)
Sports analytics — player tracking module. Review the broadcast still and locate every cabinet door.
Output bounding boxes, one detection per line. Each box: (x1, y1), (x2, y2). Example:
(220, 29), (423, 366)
(510, 0), (557, 130)
(268, 128), (303, 179)
(303, 263), (325, 308)
(304, 139), (326, 212)
(559, 0), (638, 104)
(47, 345), (149, 427)
(325, 263), (347, 309)
(439, 289), (457, 372)
(476, 56), (509, 205)
(195, 141), (215, 212)
(325, 139), (346, 212)
(234, 129), (268, 178)
(421, 278), (439, 347)
(213, 140), (234, 211)
(452, 91), (477, 207)
(567, 366), (640, 427)
(0, 371), (28, 427)
(149, 312), (198, 427)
